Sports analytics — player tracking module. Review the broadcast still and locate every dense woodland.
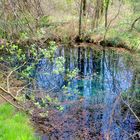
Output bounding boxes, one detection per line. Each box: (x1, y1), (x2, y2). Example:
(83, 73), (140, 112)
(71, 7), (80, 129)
(0, 0), (140, 140)
(0, 0), (139, 46)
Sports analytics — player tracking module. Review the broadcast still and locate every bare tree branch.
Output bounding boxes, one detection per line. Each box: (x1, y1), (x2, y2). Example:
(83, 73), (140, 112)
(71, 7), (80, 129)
(131, 16), (140, 31)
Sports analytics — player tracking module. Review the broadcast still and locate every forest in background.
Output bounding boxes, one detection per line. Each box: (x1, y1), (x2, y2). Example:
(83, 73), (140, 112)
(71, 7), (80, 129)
(0, 0), (140, 50)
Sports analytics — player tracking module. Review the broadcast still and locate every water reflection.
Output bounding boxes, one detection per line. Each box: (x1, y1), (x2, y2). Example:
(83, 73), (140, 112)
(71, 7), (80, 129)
(34, 46), (138, 140)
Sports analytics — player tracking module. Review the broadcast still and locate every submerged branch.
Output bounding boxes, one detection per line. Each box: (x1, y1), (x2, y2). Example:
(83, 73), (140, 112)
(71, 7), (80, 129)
(121, 96), (140, 123)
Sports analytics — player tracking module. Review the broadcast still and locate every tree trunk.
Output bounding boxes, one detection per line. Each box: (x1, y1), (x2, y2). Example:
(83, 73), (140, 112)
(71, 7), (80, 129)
(92, 0), (104, 30)
(83, 0), (86, 16)
(79, 0), (83, 37)
(105, 0), (110, 28)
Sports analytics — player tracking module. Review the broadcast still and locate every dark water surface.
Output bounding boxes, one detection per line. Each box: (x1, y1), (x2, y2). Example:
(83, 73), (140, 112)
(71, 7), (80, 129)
(34, 46), (140, 140)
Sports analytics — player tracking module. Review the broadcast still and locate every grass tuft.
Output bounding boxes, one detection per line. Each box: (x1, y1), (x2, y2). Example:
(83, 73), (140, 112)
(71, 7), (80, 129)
(0, 103), (38, 140)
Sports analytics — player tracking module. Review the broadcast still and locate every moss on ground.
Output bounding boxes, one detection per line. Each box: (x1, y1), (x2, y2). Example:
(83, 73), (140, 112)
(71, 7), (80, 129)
(0, 103), (38, 140)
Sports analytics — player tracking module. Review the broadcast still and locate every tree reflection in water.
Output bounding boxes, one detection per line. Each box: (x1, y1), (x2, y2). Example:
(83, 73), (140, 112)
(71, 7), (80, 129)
(34, 46), (140, 140)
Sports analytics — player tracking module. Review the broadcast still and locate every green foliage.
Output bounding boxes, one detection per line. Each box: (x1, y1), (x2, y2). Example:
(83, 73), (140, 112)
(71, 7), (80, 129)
(20, 32), (29, 40)
(56, 106), (64, 111)
(65, 68), (79, 81)
(41, 41), (57, 61)
(0, 44), (26, 63)
(0, 40), (60, 78)
(62, 68), (80, 96)
(0, 103), (38, 140)
(66, 0), (73, 5)
(53, 57), (65, 74)
(39, 16), (50, 27)
(121, 32), (140, 50)
(62, 82), (80, 96)
(0, 40), (75, 114)
(22, 64), (35, 77)
(30, 94), (64, 113)
(106, 27), (140, 50)
(104, 0), (111, 9)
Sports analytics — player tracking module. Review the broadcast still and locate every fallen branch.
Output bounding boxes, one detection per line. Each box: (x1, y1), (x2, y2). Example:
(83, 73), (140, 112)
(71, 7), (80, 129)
(7, 62), (26, 92)
(0, 94), (22, 109)
(0, 86), (17, 100)
(16, 83), (31, 97)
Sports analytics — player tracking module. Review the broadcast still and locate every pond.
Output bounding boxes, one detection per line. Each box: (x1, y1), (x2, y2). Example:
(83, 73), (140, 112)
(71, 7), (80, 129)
(33, 46), (140, 140)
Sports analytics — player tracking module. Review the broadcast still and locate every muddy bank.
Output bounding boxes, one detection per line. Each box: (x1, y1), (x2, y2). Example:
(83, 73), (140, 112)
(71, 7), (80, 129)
(0, 35), (137, 53)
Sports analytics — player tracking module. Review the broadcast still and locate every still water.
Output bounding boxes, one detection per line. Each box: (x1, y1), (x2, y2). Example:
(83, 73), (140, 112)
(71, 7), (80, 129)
(34, 46), (140, 140)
